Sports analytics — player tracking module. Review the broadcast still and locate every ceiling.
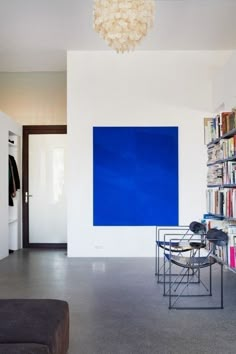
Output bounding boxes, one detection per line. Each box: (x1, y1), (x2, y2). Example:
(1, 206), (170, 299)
(0, 0), (236, 72)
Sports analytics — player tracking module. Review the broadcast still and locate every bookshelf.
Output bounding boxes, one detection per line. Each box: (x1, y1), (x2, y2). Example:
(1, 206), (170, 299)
(205, 110), (236, 271)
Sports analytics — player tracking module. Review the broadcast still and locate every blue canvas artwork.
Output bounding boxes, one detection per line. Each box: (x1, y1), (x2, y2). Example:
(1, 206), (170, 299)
(93, 127), (178, 226)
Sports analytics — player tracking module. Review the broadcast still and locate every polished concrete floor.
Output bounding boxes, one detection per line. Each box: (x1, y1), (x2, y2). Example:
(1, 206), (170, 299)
(0, 250), (236, 354)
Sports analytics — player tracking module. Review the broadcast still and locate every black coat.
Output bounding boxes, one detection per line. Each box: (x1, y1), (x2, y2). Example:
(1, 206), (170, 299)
(9, 155), (20, 206)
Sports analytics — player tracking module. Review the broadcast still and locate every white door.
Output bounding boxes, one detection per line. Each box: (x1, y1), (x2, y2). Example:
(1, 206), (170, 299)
(23, 129), (67, 246)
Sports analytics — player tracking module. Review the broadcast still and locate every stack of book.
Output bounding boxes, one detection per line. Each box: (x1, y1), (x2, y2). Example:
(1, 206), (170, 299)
(206, 188), (236, 218)
(221, 111), (236, 135)
(204, 111), (236, 145)
(221, 137), (236, 159)
(206, 188), (224, 216)
(207, 144), (222, 164)
(207, 164), (223, 185)
(223, 161), (236, 184)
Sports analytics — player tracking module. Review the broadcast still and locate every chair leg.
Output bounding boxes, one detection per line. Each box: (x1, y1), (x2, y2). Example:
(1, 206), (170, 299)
(209, 263), (212, 296)
(221, 263), (224, 309)
(155, 226), (158, 276)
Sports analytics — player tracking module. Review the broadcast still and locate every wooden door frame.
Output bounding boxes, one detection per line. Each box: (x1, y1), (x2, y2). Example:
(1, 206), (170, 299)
(23, 125), (67, 248)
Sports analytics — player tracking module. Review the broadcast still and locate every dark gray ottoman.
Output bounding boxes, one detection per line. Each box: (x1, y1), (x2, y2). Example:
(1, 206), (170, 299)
(0, 299), (69, 354)
(0, 343), (50, 354)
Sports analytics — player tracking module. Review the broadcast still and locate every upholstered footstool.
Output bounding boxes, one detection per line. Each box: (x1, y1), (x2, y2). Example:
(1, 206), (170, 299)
(0, 299), (69, 354)
(0, 343), (50, 354)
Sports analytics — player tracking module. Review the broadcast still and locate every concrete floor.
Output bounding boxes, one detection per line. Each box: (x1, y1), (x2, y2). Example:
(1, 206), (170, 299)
(0, 249), (236, 354)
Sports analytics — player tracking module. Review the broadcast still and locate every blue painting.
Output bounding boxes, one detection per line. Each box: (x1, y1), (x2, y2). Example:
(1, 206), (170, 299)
(93, 127), (178, 226)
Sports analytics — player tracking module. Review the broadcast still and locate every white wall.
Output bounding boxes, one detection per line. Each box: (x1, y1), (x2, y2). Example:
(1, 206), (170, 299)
(67, 51), (229, 257)
(0, 72), (66, 125)
(0, 111), (22, 260)
(212, 51), (236, 111)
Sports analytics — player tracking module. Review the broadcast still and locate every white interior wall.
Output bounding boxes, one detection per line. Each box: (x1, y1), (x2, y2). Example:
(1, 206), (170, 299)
(0, 72), (66, 125)
(212, 51), (236, 111)
(67, 51), (229, 257)
(0, 111), (22, 260)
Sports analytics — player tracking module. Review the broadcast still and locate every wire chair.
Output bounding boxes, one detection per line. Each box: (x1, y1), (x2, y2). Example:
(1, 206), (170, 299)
(155, 225), (190, 281)
(165, 229), (228, 310)
(155, 222), (206, 287)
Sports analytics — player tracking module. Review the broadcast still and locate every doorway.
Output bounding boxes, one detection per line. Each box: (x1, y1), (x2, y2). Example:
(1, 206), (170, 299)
(23, 125), (67, 248)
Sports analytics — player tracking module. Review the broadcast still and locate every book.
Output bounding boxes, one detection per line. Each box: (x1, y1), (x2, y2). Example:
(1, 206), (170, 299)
(228, 233), (236, 268)
(221, 112), (232, 135)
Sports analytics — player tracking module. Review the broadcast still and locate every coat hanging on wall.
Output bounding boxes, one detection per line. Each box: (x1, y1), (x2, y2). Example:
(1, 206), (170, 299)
(9, 155), (20, 206)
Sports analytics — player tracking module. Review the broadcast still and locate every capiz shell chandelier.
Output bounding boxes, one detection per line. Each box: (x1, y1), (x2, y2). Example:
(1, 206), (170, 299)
(93, 0), (156, 53)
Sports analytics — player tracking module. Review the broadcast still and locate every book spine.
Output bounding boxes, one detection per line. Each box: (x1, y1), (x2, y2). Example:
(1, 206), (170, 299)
(230, 246), (236, 268)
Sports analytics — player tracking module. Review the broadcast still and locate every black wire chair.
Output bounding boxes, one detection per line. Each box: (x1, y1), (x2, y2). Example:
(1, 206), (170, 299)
(155, 225), (191, 282)
(155, 222), (206, 289)
(165, 229), (228, 310)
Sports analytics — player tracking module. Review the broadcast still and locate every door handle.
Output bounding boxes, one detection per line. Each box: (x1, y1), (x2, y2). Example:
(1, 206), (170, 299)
(25, 192), (33, 204)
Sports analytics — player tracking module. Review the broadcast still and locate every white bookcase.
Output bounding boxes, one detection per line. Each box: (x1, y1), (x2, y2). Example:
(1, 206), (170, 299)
(0, 111), (22, 260)
(8, 133), (21, 250)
